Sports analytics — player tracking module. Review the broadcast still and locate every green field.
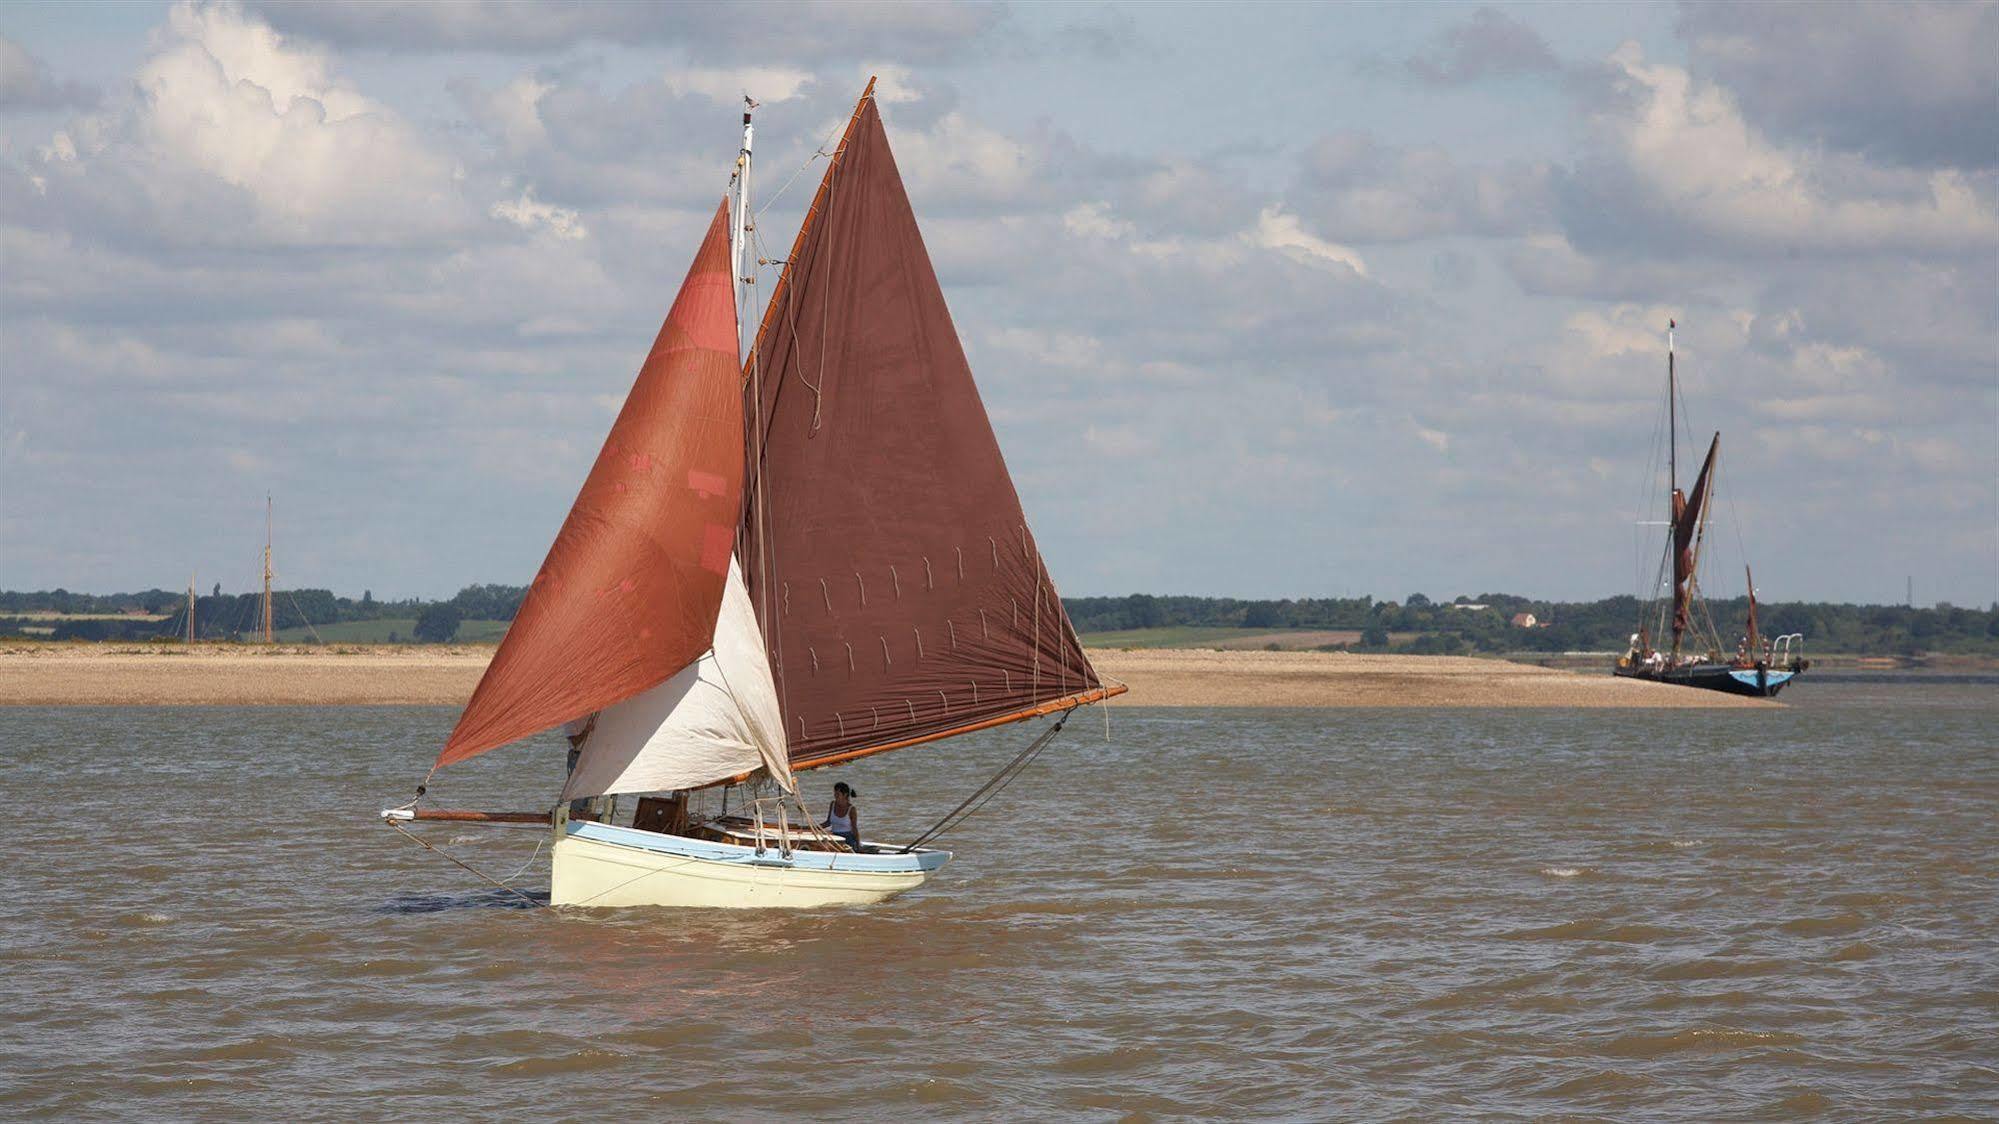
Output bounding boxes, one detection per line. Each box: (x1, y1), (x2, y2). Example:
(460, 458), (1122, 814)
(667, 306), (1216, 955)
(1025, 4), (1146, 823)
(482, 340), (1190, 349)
(1077, 626), (1265, 649)
(272, 618), (513, 644)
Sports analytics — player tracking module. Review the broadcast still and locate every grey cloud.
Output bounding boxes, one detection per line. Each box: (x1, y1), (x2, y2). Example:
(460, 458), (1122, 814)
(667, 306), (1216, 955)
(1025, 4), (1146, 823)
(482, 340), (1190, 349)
(1430, 249), (1476, 291)
(1405, 7), (1560, 85)
(1762, 257), (1999, 394)
(0, 35), (96, 110)
(253, 0), (1008, 60)
(1498, 234), (1730, 302)
(1547, 42), (1998, 266)
(1055, 4), (1141, 61)
(1678, 0), (1999, 170)
(1293, 129), (1554, 243)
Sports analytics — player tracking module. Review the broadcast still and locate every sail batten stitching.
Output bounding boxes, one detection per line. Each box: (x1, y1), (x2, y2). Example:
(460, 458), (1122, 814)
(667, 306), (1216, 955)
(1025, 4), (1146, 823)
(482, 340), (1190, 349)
(1032, 571), (1042, 700)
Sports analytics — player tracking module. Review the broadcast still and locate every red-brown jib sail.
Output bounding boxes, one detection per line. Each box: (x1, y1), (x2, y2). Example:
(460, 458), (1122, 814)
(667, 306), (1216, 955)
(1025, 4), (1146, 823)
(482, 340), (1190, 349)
(436, 201), (743, 768)
(743, 89), (1118, 772)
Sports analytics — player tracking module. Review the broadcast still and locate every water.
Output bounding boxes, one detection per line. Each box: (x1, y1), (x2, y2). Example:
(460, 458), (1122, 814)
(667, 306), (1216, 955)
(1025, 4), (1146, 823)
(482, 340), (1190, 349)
(3, 685), (1995, 1118)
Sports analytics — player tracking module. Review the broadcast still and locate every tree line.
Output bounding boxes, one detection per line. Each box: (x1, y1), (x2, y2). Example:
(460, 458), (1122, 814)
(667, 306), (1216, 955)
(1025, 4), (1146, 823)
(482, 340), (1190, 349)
(5, 586), (1995, 655)
(1060, 592), (1999, 655)
(0, 584), (525, 643)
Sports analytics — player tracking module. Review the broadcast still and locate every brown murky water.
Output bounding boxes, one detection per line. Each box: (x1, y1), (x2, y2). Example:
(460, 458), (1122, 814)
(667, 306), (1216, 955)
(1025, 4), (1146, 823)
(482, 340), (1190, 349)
(3, 683), (1994, 1118)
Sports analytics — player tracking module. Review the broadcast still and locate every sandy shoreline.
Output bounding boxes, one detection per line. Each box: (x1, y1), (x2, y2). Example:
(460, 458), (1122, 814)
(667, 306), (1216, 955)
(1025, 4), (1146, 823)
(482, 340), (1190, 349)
(0, 642), (1770, 708)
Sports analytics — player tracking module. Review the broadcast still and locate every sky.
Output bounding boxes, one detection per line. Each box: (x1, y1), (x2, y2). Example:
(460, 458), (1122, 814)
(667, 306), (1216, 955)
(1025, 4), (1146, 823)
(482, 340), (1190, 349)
(1, 1), (1994, 606)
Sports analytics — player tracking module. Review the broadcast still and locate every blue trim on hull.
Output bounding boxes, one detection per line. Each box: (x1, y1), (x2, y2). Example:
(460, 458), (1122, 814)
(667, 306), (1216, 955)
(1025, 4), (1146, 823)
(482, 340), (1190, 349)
(567, 819), (951, 875)
(1730, 669), (1795, 690)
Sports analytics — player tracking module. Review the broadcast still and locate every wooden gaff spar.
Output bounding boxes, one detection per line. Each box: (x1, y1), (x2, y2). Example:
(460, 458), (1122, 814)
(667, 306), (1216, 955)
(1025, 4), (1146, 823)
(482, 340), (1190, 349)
(383, 81), (1124, 908)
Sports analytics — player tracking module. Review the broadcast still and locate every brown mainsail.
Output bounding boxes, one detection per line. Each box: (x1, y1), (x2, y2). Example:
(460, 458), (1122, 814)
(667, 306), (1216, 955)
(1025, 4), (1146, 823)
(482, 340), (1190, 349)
(742, 89), (1119, 772)
(436, 201), (743, 768)
(1669, 433), (1719, 647)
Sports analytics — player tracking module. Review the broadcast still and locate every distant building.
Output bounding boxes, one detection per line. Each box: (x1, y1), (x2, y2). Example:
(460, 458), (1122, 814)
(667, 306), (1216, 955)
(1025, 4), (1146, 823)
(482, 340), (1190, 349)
(1452, 603), (1490, 611)
(1510, 612), (1538, 628)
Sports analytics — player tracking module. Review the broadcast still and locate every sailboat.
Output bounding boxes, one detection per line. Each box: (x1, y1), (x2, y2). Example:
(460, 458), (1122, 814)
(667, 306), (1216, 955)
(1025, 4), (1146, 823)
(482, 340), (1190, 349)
(1613, 320), (1808, 698)
(382, 81), (1124, 908)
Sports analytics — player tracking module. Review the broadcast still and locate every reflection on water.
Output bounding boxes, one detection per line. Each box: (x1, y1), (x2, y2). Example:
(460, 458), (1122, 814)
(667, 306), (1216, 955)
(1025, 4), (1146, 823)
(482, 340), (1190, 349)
(2, 685), (1994, 1117)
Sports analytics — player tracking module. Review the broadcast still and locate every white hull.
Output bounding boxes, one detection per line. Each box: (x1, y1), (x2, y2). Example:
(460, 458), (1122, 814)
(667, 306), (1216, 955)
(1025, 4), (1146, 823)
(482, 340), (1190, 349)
(549, 819), (950, 909)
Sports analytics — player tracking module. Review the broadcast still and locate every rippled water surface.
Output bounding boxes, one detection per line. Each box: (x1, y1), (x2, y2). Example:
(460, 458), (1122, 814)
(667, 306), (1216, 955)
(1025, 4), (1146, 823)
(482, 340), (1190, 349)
(4, 684), (1995, 1118)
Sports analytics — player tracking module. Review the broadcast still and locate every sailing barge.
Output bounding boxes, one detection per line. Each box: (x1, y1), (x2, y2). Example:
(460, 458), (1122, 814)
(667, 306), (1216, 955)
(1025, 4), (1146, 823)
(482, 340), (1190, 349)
(1613, 321), (1808, 698)
(384, 81), (1123, 908)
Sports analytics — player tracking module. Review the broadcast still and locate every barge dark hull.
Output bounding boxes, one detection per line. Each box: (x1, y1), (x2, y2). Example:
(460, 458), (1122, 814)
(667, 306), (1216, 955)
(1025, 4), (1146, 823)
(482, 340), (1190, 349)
(1613, 661), (1804, 698)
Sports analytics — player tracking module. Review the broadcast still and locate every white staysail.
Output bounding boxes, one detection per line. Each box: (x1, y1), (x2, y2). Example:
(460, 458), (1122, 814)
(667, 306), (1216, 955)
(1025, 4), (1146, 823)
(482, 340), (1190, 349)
(561, 557), (793, 799)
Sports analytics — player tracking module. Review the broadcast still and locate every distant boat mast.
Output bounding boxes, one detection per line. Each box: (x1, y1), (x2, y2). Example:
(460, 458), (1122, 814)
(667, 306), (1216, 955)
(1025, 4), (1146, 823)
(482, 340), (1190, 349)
(260, 494), (275, 644)
(186, 572), (196, 644)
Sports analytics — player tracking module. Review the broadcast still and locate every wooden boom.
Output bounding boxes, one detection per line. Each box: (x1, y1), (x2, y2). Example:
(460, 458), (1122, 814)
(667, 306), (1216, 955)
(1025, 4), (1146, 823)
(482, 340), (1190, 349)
(383, 809), (551, 824)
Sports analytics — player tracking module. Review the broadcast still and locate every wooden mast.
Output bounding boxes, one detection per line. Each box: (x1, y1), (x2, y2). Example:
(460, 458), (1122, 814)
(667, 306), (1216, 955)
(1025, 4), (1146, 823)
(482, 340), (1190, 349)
(738, 78), (876, 663)
(1666, 320), (1681, 662)
(186, 573), (196, 644)
(1667, 320), (1677, 508)
(744, 76), (876, 369)
(260, 494), (275, 643)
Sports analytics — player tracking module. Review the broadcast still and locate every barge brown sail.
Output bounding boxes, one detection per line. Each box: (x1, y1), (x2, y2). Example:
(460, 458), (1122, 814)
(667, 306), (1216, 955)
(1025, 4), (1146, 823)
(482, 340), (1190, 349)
(385, 81), (1124, 907)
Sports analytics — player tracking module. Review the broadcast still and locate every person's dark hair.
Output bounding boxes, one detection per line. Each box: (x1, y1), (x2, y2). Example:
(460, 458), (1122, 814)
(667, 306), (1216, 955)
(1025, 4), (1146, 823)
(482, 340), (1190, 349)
(834, 781), (856, 798)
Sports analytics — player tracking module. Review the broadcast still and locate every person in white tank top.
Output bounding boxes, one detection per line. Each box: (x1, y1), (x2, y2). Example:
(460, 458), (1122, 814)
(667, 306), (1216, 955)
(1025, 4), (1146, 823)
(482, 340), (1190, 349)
(823, 782), (860, 852)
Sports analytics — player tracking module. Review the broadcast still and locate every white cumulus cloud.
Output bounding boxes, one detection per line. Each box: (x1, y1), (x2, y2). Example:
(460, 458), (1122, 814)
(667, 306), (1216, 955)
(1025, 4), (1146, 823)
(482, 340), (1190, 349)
(491, 185), (588, 240)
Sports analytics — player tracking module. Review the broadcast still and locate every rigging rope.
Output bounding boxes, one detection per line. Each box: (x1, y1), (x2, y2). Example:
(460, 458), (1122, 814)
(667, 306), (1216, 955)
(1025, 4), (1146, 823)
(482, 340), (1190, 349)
(899, 713), (1069, 853)
(755, 115), (848, 218)
(386, 819), (545, 909)
(284, 589), (324, 644)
